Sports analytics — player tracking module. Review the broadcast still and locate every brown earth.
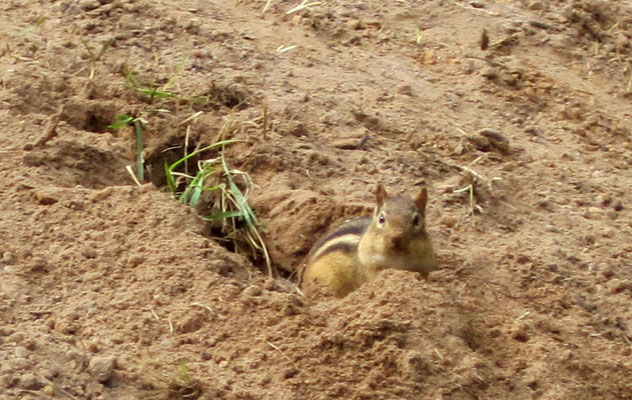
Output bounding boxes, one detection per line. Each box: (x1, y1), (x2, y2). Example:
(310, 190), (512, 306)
(1, 0), (632, 399)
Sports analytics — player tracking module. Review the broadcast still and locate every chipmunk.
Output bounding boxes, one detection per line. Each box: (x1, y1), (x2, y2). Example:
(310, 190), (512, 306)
(301, 184), (436, 297)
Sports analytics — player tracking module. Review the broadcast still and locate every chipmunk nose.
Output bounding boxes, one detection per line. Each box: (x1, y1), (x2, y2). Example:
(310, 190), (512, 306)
(388, 232), (405, 250)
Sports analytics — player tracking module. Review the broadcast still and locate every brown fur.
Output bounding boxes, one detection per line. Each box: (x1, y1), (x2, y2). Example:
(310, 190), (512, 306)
(301, 184), (436, 297)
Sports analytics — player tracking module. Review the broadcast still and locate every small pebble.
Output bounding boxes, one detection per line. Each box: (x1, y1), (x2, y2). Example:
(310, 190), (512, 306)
(90, 187), (113, 202)
(613, 201), (623, 212)
(83, 248), (98, 259)
(597, 193), (612, 206)
(119, 14), (141, 30)
(18, 373), (40, 390)
(528, 1), (543, 10)
(2, 252), (16, 265)
(545, 225), (560, 233)
(14, 346), (30, 359)
(440, 216), (457, 228)
(33, 190), (58, 205)
(89, 355), (117, 383)
(584, 207), (603, 220)
(43, 385), (55, 396)
(602, 227), (615, 238)
(30, 257), (48, 271)
(79, 0), (101, 10)
(40, 367), (59, 380)
(0, 327), (15, 337)
(243, 285), (262, 297)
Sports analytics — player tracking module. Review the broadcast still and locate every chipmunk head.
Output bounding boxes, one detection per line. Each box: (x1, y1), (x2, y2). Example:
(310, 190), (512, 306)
(372, 184), (428, 251)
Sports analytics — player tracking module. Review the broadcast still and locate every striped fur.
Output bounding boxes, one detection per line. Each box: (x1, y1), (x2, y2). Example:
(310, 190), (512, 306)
(306, 217), (370, 264)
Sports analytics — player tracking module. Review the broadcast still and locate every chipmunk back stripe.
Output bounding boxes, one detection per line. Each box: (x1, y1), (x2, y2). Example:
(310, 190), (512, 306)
(321, 218), (368, 241)
(309, 235), (358, 262)
(307, 217), (371, 261)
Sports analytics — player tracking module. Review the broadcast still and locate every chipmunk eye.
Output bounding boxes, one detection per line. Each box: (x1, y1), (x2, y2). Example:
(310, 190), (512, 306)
(412, 213), (420, 227)
(378, 212), (386, 225)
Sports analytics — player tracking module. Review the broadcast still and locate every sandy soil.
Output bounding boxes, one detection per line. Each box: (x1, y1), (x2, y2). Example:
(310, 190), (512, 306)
(1, 0), (632, 399)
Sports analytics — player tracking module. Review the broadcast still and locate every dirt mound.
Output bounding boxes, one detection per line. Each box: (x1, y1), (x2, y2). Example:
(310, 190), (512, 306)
(1, 0), (632, 399)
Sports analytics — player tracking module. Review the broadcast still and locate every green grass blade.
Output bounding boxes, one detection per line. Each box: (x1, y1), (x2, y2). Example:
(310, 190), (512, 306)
(166, 140), (240, 177)
(220, 151), (265, 244)
(125, 68), (140, 89)
(137, 87), (176, 99)
(220, 151), (253, 226)
(108, 114), (134, 130)
(189, 186), (203, 206)
(95, 38), (113, 61)
(133, 119), (144, 182)
(164, 159), (176, 193)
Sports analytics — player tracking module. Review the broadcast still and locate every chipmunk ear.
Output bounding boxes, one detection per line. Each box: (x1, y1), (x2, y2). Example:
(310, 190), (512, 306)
(414, 187), (428, 214)
(376, 184), (388, 210)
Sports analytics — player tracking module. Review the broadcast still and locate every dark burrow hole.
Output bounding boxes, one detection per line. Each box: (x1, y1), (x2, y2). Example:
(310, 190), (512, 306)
(144, 139), (204, 188)
(84, 111), (114, 133)
(61, 100), (118, 133)
(147, 139), (285, 278)
(206, 84), (249, 109)
(132, 82), (252, 112)
(193, 83), (252, 111)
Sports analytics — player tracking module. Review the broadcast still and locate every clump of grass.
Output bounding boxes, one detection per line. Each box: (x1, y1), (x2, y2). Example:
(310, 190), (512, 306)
(215, 146), (272, 275)
(108, 55), (213, 185)
(123, 57), (210, 108)
(165, 120), (272, 275)
(164, 139), (236, 206)
(453, 159), (502, 217)
(110, 56), (270, 273)
(124, 66), (177, 103)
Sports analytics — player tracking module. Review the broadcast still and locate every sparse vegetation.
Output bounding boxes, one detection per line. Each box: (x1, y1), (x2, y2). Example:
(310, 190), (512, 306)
(122, 57), (211, 109)
(163, 120), (272, 275)
(108, 60), (272, 275)
(80, 37), (113, 80)
(453, 161), (502, 218)
(109, 114), (147, 183)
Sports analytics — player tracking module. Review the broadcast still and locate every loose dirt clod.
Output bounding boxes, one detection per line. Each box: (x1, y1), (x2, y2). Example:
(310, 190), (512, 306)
(29, 105), (64, 149)
(88, 356), (117, 384)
